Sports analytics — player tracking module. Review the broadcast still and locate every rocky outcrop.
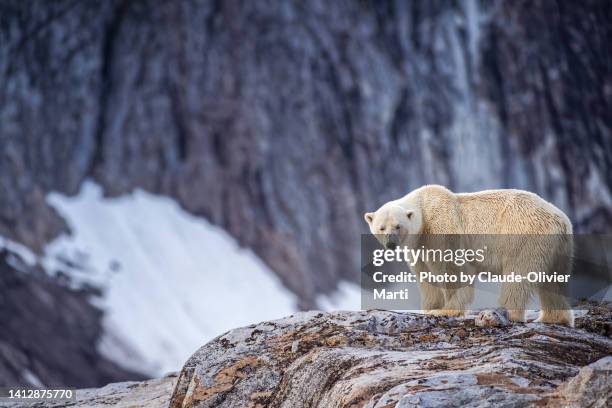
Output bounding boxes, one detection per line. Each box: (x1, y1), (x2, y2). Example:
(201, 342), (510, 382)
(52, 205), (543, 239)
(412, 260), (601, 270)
(549, 356), (611, 408)
(1, 1), (611, 307)
(3, 374), (177, 408)
(167, 303), (611, 407)
(70, 374), (177, 408)
(9, 304), (609, 407)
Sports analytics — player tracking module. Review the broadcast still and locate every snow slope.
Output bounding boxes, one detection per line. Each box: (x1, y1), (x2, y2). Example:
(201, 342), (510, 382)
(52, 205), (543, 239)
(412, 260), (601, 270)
(43, 182), (299, 376)
(317, 281), (362, 311)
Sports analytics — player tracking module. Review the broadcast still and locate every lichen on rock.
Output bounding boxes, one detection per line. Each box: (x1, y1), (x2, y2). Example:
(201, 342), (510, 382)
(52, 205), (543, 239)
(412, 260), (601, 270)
(168, 303), (612, 407)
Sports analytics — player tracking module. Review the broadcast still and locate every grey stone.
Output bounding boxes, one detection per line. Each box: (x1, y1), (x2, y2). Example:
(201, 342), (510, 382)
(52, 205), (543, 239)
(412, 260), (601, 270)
(167, 303), (611, 407)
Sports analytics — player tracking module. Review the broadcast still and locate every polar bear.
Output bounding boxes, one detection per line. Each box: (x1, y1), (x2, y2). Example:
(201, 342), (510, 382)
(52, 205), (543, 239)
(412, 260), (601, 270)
(364, 185), (574, 326)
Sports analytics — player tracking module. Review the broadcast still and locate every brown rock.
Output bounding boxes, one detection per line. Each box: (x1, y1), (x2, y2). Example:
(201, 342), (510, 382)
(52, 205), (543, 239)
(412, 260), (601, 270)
(168, 305), (611, 407)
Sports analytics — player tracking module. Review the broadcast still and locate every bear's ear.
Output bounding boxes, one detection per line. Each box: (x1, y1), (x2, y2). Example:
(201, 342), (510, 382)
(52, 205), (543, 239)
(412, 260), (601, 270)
(364, 212), (374, 224)
(406, 210), (413, 220)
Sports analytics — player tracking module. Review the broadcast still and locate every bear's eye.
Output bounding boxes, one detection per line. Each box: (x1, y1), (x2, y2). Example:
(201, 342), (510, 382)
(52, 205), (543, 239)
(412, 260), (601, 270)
(394, 225), (400, 230)
(379, 226), (386, 231)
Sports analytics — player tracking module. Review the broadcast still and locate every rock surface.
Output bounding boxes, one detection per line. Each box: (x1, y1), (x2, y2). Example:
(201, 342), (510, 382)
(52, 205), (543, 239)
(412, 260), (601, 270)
(9, 304), (609, 407)
(4, 374), (177, 408)
(474, 308), (510, 327)
(549, 356), (611, 408)
(166, 304), (611, 407)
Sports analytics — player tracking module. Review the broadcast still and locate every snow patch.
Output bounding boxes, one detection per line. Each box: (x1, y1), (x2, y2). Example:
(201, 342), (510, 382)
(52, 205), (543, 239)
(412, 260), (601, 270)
(44, 181), (298, 376)
(317, 281), (363, 311)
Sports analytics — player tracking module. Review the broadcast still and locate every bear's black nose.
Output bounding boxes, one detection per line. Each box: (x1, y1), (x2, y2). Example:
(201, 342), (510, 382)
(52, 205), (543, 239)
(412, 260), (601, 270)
(386, 242), (398, 250)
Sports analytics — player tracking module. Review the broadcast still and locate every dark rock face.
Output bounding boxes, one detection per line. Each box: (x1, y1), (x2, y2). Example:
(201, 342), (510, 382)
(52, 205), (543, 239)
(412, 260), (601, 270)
(167, 304), (612, 407)
(1, 0), (611, 307)
(0, 249), (146, 387)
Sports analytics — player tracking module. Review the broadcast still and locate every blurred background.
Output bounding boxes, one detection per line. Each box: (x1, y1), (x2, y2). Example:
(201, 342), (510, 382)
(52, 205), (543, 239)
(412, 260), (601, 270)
(0, 0), (610, 388)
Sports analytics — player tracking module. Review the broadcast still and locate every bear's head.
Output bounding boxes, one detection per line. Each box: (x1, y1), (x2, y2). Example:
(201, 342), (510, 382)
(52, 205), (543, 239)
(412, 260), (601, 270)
(364, 202), (423, 249)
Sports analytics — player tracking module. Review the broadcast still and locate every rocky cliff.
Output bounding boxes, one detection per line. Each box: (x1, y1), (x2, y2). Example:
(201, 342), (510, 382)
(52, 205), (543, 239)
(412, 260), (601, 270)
(10, 303), (610, 407)
(0, 249), (145, 387)
(2, 0), (611, 307)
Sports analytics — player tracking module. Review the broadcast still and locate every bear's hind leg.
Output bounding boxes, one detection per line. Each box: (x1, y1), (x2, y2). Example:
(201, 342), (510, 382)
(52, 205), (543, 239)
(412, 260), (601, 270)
(535, 286), (574, 327)
(499, 282), (532, 323)
(535, 237), (574, 327)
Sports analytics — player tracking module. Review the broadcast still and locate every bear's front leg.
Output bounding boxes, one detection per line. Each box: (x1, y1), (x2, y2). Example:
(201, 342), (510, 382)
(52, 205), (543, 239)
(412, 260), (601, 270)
(426, 286), (472, 318)
(419, 281), (444, 314)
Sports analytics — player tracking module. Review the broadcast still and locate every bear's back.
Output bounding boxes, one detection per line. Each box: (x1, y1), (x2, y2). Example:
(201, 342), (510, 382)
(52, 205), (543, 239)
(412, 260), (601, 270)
(455, 188), (572, 235)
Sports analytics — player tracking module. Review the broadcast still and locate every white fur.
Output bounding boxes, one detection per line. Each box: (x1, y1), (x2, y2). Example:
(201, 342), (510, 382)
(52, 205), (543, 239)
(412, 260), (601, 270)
(365, 185), (574, 327)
